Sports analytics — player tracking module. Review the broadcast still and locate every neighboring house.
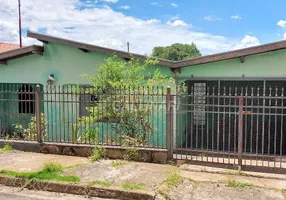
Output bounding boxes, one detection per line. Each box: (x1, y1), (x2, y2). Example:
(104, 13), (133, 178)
(0, 31), (286, 155)
(0, 42), (19, 53)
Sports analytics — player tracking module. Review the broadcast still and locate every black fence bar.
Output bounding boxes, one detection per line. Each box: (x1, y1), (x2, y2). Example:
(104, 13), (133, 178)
(175, 81), (286, 171)
(0, 84), (168, 149)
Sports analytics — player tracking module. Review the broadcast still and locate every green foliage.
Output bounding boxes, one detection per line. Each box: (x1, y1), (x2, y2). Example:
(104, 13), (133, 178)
(1, 143), (12, 153)
(76, 127), (99, 144)
(82, 56), (174, 89)
(226, 178), (251, 188)
(14, 113), (48, 141)
(90, 147), (105, 162)
(0, 126), (18, 139)
(80, 55), (177, 147)
(164, 169), (182, 188)
(123, 147), (139, 161)
(152, 43), (201, 61)
(0, 162), (80, 182)
(122, 183), (145, 190)
(90, 180), (113, 187)
(111, 160), (128, 168)
(158, 168), (182, 198)
(42, 162), (64, 172)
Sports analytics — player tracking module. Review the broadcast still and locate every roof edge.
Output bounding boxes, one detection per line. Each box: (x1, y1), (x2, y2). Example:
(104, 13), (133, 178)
(175, 39), (286, 68)
(27, 31), (175, 68)
(27, 31), (286, 69)
(0, 45), (44, 63)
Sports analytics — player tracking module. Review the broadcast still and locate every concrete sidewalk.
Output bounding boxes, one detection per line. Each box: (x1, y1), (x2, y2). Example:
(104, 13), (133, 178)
(0, 151), (286, 200)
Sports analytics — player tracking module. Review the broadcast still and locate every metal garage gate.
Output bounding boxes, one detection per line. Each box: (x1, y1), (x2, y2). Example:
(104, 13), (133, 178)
(174, 79), (286, 172)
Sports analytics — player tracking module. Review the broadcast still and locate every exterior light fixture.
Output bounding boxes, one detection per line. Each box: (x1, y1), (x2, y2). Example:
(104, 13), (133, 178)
(47, 74), (55, 85)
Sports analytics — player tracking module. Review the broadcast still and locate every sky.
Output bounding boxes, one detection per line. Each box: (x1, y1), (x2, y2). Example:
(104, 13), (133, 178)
(1, 0), (286, 56)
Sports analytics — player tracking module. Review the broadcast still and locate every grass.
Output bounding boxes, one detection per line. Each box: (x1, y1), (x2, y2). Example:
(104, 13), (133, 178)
(89, 180), (113, 187)
(164, 169), (182, 188)
(226, 178), (251, 188)
(122, 183), (145, 190)
(0, 162), (80, 183)
(90, 147), (105, 162)
(157, 168), (183, 198)
(1, 143), (12, 153)
(111, 160), (128, 168)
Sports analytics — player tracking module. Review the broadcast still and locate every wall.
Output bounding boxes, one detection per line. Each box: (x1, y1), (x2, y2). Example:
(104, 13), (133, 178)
(1, 43), (171, 146)
(177, 49), (286, 80)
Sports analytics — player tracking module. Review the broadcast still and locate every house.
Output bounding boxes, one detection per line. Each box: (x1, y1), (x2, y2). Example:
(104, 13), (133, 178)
(0, 31), (286, 157)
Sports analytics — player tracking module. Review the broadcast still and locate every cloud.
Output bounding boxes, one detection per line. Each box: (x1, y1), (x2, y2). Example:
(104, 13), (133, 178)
(118, 5), (130, 10)
(0, 0), (260, 56)
(101, 0), (118, 3)
(91, 38), (123, 49)
(203, 15), (221, 21)
(170, 3), (178, 7)
(277, 20), (286, 28)
(167, 20), (189, 27)
(231, 15), (242, 20)
(150, 2), (162, 6)
(284, 33), (286, 40)
(234, 35), (260, 50)
(146, 19), (161, 24)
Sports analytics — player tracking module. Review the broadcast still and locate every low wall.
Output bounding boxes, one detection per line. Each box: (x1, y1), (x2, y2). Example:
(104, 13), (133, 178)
(0, 140), (168, 163)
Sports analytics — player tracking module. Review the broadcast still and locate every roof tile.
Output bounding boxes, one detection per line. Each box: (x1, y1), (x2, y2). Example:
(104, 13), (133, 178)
(0, 42), (20, 53)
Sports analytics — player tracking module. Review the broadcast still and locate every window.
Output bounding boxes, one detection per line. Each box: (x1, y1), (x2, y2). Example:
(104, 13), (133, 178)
(18, 84), (35, 114)
(79, 87), (98, 117)
(193, 83), (206, 125)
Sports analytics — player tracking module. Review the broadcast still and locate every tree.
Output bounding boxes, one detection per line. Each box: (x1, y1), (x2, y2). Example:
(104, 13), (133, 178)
(151, 43), (201, 61)
(77, 55), (176, 146)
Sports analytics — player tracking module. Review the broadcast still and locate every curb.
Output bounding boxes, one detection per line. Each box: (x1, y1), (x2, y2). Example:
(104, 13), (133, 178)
(0, 175), (155, 200)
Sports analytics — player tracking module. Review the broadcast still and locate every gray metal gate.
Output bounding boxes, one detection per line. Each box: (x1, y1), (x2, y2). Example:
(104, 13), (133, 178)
(173, 79), (286, 173)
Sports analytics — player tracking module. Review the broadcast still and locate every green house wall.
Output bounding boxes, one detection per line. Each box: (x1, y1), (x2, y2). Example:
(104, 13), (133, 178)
(0, 42), (171, 147)
(178, 49), (286, 80)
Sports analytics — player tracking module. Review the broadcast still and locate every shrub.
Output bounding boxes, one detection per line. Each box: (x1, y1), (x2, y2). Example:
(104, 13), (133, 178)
(14, 113), (48, 141)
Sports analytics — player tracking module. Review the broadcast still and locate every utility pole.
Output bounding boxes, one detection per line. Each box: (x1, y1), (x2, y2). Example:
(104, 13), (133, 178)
(127, 42), (130, 52)
(18, 0), (22, 47)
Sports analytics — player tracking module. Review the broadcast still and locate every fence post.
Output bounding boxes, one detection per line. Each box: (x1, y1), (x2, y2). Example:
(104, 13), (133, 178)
(238, 97), (243, 171)
(35, 85), (42, 143)
(166, 87), (173, 159)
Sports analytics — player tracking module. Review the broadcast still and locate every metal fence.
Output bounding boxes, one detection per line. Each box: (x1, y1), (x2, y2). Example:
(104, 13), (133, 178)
(174, 82), (286, 172)
(0, 84), (169, 149)
(1, 82), (286, 172)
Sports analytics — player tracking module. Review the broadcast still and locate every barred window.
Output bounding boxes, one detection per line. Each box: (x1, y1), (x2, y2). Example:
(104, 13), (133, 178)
(18, 84), (35, 114)
(79, 87), (98, 117)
